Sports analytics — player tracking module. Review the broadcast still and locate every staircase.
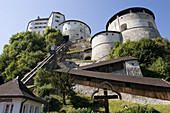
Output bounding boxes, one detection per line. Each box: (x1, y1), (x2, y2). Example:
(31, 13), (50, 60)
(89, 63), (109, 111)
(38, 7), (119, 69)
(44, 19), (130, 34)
(21, 43), (67, 84)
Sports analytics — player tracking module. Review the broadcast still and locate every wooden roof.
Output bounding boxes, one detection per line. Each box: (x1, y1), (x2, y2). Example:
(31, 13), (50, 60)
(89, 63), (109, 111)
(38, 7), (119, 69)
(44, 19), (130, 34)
(0, 77), (44, 103)
(78, 56), (138, 70)
(56, 68), (170, 88)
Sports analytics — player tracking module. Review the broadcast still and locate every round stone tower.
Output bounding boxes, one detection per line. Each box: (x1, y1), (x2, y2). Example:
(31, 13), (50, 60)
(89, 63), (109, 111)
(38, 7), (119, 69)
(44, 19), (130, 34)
(91, 31), (122, 61)
(106, 7), (161, 42)
(59, 20), (91, 41)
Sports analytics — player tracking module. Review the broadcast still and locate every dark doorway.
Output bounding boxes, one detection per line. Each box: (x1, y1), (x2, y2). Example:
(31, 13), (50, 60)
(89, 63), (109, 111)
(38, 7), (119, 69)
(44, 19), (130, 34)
(84, 56), (91, 60)
(63, 35), (69, 43)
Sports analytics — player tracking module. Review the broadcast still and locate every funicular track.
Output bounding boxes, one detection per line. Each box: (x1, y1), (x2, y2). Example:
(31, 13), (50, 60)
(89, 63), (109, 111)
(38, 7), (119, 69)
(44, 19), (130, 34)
(21, 43), (67, 84)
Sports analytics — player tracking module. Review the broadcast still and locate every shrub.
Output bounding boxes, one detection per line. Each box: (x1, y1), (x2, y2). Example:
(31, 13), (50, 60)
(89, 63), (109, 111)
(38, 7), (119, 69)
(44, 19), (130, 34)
(119, 105), (160, 113)
(72, 108), (94, 113)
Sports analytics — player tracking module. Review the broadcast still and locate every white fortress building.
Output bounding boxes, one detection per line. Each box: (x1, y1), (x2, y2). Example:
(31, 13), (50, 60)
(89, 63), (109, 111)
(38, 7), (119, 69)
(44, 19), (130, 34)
(27, 12), (65, 35)
(91, 7), (161, 61)
(27, 12), (91, 41)
(27, 7), (161, 61)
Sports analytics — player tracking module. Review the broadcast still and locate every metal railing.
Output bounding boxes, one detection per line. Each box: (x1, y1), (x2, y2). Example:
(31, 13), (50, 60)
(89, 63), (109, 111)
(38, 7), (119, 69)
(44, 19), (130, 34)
(21, 43), (67, 84)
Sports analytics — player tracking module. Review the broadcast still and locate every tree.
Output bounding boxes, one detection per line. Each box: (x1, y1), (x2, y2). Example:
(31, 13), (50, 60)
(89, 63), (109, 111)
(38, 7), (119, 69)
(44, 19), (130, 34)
(109, 37), (170, 81)
(0, 28), (63, 82)
(149, 57), (170, 80)
(51, 72), (75, 105)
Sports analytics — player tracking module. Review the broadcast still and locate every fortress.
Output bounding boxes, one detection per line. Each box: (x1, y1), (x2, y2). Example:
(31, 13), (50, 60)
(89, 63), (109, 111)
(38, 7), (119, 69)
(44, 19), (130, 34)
(26, 7), (170, 104)
(27, 7), (161, 61)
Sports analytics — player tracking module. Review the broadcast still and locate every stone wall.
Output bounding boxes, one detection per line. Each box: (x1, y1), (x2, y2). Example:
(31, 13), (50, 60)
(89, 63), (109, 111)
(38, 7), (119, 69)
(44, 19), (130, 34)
(69, 37), (91, 50)
(74, 84), (170, 105)
(121, 27), (161, 42)
(125, 60), (143, 76)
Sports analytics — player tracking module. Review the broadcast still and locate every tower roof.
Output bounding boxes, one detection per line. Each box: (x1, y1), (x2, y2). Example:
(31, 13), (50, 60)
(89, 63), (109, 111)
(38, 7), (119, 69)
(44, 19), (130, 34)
(59, 20), (91, 34)
(0, 77), (44, 103)
(106, 7), (155, 30)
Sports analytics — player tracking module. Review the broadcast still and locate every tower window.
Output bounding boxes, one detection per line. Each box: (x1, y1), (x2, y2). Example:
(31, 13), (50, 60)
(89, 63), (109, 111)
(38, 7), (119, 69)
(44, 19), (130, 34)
(121, 24), (127, 31)
(55, 19), (59, 22)
(80, 28), (83, 33)
(148, 21), (153, 28)
(55, 15), (60, 18)
(65, 28), (67, 30)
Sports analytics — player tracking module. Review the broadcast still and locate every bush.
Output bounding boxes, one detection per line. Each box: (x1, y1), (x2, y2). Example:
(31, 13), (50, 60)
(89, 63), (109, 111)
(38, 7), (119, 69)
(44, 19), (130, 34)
(71, 95), (91, 108)
(119, 105), (160, 113)
(72, 108), (94, 113)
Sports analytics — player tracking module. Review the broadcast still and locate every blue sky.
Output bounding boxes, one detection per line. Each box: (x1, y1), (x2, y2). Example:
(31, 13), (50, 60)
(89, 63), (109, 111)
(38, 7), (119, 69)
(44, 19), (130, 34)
(0, 0), (170, 54)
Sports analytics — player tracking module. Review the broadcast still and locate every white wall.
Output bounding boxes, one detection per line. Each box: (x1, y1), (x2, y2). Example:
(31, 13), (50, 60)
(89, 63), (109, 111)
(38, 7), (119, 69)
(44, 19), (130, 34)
(108, 11), (157, 32)
(91, 32), (121, 61)
(48, 13), (65, 29)
(125, 60), (143, 76)
(59, 21), (91, 41)
(0, 98), (42, 113)
(27, 20), (48, 34)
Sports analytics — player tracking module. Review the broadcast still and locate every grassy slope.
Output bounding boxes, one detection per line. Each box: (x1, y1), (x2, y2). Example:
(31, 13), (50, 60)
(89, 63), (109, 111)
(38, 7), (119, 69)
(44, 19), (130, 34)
(49, 94), (170, 113)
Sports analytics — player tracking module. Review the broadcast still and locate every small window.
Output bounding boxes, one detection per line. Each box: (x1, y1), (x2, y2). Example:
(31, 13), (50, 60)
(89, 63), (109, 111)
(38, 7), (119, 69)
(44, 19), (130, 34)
(68, 22), (70, 24)
(74, 22), (76, 24)
(55, 19), (59, 22)
(121, 17), (123, 19)
(106, 33), (108, 35)
(112, 33), (114, 35)
(65, 28), (67, 30)
(121, 24), (127, 31)
(35, 27), (37, 29)
(35, 106), (39, 113)
(55, 15), (60, 18)
(55, 26), (57, 28)
(131, 63), (134, 65)
(30, 27), (32, 29)
(4, 104), (14, 113)
(77, 34), (79, 36)
(80, 28), (83, 33)
(29, 105), (34, 113)
(44, 22), (47, 24)
(22, 104), (28, 113)
(125, 83), (131, 88)
(148, 21), (153, 28)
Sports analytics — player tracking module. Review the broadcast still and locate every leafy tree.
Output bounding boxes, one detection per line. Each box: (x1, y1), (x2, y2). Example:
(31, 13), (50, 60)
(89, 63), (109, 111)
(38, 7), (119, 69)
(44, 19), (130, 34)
(109, 37), (170, 80)
(34, 68), (51, 87)
(149, 57), (170, 80)
(0, 28), (63, 82)
(51, 72), (75, 105)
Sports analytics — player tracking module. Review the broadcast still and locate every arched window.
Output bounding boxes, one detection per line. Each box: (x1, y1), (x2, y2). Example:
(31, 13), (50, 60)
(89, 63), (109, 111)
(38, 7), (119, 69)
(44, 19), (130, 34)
(121, 24), (127, 31)
(148, 21), (153, 28)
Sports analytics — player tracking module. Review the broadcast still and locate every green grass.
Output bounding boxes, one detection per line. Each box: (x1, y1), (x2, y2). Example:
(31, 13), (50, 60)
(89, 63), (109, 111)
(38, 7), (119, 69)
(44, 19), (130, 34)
(44, 94), (170, 113)
(67, 49), (83, 53)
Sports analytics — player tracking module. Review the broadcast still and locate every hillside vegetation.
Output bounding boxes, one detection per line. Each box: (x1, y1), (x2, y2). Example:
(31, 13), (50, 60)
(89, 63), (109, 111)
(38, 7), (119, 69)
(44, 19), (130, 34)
(109, 38), (170, 81)
(0, 28), (62, 82)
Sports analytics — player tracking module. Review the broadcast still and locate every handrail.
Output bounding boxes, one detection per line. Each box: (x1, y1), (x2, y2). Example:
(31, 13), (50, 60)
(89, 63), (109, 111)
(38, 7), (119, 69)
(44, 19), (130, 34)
(21, 43), (67, 84)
